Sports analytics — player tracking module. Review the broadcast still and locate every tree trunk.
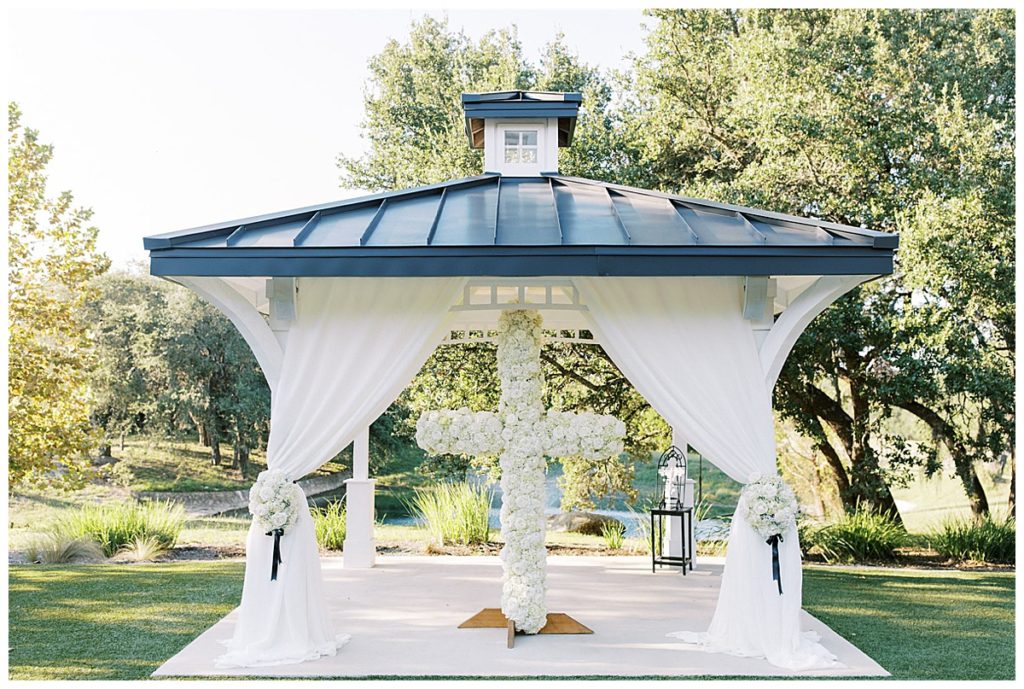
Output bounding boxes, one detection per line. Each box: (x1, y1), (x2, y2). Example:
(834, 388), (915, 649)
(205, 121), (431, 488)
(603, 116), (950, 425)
(98, 443), (112, 459)
(898, 400), (990, 518)
(210, 431), (221, 466)
(119, 433), (126, 452)
(847, 382), (902, 523)
(239, 446), (250, 479)
(1009, 449), (1016, 518)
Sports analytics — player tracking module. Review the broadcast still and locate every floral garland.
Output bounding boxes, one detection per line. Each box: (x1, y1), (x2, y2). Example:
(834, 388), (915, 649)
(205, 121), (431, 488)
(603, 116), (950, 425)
(496, 308), (549, 634)
(738, 473), (798, 594)
(416, 408), (503, 457)
(249, 469), (304, 581)
(544, 411), (625, 460)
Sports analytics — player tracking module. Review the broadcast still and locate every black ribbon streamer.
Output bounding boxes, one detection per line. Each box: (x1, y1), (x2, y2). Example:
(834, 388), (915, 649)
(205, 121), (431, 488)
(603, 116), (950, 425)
(766, 534), (784, 595)
(267, 528), (284, 581)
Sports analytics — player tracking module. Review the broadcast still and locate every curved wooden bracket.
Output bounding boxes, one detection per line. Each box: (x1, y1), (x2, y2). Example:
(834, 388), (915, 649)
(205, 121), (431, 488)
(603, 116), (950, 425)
(759, 275), (869, 390)
(169, 276), (284, 392)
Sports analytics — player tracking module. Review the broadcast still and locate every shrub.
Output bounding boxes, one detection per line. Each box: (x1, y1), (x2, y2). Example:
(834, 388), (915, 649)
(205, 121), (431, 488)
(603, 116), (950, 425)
(930, 516), (1015, 564)
(114, 535), (169, 562)
(56, 500), (186, 557)
(600, 520), (625, 550)
(25, 533), (105, 564)
(809, 509), (907, 563)
(409, 482), (491, 546)
(311, 501), (347, 551)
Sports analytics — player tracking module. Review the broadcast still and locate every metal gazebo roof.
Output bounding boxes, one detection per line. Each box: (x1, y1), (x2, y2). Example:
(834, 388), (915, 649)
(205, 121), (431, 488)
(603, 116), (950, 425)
(144, 173), (897, 278)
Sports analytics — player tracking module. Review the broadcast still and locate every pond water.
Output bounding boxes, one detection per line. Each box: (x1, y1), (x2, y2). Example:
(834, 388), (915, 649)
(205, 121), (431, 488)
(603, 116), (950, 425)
(279, 469), (732, 541)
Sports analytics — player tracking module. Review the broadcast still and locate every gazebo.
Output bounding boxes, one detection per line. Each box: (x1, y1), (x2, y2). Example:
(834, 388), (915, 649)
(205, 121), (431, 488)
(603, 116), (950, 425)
(144, 91), (897, 672)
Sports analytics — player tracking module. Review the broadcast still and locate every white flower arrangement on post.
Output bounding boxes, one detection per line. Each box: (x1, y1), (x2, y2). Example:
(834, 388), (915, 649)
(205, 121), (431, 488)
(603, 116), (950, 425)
(738, 473), (798, 594)
(249, 469), (305, 581)
(495, 308), (550, 633)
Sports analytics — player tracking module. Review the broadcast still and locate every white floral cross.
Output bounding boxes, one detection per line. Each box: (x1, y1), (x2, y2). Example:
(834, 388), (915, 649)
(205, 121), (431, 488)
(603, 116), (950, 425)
(416, 308), (625, 634)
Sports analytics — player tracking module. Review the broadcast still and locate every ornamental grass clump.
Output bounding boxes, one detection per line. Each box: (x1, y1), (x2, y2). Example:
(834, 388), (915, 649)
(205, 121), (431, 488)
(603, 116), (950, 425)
(930, 516), (1015, 564)
(311, 501), (347, 551)
(56, 500), (186, 557)
(114, 535), (169, 562)
(600, 520), (626, 550)
(410, 482), (491, 546)
(809, 508), (907, 564)
(24, 532), (105, 564)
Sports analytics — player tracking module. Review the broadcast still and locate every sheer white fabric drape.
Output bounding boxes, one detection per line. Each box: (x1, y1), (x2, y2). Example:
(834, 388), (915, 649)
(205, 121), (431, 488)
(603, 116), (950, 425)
(216, 277), (465, 668)
(574, 277), (838, 671)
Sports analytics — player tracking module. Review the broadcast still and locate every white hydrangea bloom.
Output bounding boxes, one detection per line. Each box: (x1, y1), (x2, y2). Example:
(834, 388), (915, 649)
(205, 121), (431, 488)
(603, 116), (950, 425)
(248, 469), (304, 534)
(738, 474), (799, 540)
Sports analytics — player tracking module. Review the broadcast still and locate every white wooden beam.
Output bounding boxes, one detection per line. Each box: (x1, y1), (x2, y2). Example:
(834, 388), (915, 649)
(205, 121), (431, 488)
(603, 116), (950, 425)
(170, 276), (284, 392)
(266, 277), (297, 349)
(759, 275), (869, 390)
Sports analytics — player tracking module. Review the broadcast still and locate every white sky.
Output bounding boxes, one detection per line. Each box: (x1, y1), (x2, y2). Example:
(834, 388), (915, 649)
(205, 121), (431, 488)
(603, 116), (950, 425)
(7, 8), (648, 267)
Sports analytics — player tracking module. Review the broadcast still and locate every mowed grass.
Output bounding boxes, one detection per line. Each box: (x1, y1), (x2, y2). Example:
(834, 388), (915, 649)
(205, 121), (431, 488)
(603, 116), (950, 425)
(9, 561), (1014, 680)
(9, 562), (243, 680)
(802, 566), (1015, 680)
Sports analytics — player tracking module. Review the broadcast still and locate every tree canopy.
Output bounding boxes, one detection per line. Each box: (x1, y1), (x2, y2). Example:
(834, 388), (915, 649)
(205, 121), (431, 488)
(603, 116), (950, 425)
(8, 103), (110, 490)
(339, 11), (1015, 517)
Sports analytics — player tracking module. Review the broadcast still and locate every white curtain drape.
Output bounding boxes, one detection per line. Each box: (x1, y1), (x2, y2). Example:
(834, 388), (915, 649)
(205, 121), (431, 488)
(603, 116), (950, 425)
(574, 277), (838, 671)
(216, 277), (465, 668)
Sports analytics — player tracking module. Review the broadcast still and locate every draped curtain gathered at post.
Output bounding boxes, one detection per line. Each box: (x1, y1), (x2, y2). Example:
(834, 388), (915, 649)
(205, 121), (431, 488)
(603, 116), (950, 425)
(216, 277), (465, 668)
(573, 276), (838, 671)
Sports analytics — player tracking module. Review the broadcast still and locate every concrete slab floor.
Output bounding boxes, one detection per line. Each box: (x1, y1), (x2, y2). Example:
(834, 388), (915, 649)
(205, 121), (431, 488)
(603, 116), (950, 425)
(154, 555), (888, 678)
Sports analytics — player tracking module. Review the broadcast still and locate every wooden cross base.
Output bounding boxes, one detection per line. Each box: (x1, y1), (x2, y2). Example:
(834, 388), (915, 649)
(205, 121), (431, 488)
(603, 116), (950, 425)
(457, 608), (593, 648)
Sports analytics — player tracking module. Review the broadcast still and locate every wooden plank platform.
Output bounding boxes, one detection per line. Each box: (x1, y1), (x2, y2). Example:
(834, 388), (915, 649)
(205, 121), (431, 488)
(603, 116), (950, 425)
(458, 608), (593, 634)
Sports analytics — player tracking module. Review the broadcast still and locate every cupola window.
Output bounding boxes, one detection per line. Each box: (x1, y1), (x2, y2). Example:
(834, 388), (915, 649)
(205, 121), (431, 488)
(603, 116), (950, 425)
(503, 130), (539, 164)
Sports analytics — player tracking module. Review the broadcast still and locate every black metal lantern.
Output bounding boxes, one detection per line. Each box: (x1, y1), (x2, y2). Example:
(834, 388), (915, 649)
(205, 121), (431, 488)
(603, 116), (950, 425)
(656, 445), (688, 510)
(651, 445), (693, 574)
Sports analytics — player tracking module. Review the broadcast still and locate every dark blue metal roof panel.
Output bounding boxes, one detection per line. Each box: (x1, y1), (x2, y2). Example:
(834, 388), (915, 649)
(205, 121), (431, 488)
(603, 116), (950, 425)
(228, 218), (308, 247)
(554, 181), (628, 245)
(301, 205), (379, 247)
(495, 178), (561, 245)
(610, 192), (696, 245)
(144, 172), (898, 277)
(363, 192), (441, 246)
(430, 182), (499, 246)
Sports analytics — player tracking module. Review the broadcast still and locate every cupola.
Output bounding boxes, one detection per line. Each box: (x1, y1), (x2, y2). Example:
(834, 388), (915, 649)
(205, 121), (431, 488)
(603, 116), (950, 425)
(461, 91), (581, 176)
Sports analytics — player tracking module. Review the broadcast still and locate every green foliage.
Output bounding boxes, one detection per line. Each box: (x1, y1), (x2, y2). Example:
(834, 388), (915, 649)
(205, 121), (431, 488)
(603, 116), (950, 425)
(8, 102), (110, 489)
(408, 482), (492, 546)
(806, 508), (908, 563)
(599, 519), (625, 550)
(311, 501), (347, 551)
(85, 270), (271, 472)
(929, 516), (1015, 564)
(55, 500), (186, 557)
(631, 9), (1015, 518)
(24, 533), (105, 564)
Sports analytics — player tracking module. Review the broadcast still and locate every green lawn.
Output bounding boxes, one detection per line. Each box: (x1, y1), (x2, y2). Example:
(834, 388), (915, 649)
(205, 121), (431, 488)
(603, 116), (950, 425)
(8, 562), (1014, 680)
(802, 566), (1015, 680)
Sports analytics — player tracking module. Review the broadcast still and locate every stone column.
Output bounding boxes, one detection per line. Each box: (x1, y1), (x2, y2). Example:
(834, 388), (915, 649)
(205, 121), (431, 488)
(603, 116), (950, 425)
(343, 426), (376, 569)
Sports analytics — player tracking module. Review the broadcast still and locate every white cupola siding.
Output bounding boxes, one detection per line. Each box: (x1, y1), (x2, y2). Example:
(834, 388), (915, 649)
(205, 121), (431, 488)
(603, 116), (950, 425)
(461, 91), (582, 176)
(483, 119), (559, 175)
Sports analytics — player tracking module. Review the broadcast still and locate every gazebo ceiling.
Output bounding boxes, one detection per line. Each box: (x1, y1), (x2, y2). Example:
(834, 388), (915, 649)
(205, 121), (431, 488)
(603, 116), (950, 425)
(144, 173), (897, 278)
